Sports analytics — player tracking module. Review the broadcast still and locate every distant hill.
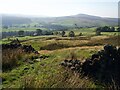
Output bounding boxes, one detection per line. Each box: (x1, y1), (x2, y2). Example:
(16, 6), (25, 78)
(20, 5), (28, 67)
(2, 14), (32, 26)
(1, 14), (118, 27)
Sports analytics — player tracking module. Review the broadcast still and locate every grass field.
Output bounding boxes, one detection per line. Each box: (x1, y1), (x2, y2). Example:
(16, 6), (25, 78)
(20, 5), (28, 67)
(1, 27), (120, 88)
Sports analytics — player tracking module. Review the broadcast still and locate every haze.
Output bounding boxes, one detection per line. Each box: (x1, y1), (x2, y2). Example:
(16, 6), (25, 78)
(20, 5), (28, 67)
(0, 0), (119, 18)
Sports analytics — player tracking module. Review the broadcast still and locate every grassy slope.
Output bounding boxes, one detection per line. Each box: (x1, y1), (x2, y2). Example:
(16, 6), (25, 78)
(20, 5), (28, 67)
(1, 28), (120, 88)
(2, 46), (102, 88)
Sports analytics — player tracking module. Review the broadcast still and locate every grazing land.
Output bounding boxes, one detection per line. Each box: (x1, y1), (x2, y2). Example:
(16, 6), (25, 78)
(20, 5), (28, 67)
(1, 26), (120, 89)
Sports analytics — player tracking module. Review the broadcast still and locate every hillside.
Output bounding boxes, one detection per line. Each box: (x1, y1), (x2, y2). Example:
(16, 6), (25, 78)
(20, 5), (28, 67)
(2, 14), (32, 26)
(2, 14), (118, 27)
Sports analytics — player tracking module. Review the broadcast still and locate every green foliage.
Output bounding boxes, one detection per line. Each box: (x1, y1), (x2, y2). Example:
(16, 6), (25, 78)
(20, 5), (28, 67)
(79, 32), (82, 36)
(61, 31), (65, 37)
(18, 30), (24, 36)
(2, 27), (120, 88)
(96, 28), (101, 35)
(53, 31), (59, 35)
(117, 27), (120, 32)
(3, 26), (8, 29)
(96, 26), (116, 32)
(68, 31), (75, 37)
(111, 27), (115, 31)
(36, 29), (42, 35)
(2, 47), (99, 88)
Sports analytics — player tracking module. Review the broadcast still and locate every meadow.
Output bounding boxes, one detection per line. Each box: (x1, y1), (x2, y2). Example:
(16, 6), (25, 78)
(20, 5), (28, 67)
(1, 27), (120, 89)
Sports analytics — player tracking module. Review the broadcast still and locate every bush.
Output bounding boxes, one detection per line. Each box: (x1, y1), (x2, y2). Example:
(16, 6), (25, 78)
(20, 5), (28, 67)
(96, 28), (101, 35)
(68, 31), (75, 37)
(79, 33), (82, 36)
(61, 31), (66, 37)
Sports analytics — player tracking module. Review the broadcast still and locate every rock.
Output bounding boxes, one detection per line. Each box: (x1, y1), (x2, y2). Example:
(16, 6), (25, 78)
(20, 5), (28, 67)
(40, 55), (49, 59)
(64, 59), (68, 62)
(60, 45), (120, 85)
(60, 61), (67, 67)
(67, 62), (72, 68)
(91, 54), (99, 59)
(70, 67), (76, 71)
(35, 58), (41, 62)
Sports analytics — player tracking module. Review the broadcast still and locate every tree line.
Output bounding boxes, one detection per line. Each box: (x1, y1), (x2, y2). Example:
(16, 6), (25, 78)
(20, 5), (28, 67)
(2, 29), (53, 39)
(96, 26), (120, 32)
(2, 28), (78, 39)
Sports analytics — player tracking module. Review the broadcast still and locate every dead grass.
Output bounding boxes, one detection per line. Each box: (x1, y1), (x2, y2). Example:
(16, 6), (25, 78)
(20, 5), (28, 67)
(2, 48), (23, 71)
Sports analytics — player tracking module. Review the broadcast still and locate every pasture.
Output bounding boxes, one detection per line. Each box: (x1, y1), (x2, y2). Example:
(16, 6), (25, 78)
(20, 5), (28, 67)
(1, 27), (120, 88)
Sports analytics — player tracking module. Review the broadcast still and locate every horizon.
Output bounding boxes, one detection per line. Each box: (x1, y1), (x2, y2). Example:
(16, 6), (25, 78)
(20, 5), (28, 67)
(0, 0), (119, 18)
(1, 13), (118, 18)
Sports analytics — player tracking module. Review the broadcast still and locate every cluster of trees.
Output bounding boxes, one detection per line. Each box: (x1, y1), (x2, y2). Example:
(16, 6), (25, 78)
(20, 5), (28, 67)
(96, 26), (115, 32)
(2, 31), (35, 38)
(96, 26), (120, 35)
(35, 29), (53, 36)
(53, 31), (65, 36)
(96, 26), (120, 32)
(2, 29), (83, 39)
(2, 29), (54, 39)
(54, 31), (82, 37)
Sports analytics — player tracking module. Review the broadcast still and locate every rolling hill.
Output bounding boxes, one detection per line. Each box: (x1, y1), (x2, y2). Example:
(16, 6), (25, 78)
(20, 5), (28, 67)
(1, 14), (118, 27)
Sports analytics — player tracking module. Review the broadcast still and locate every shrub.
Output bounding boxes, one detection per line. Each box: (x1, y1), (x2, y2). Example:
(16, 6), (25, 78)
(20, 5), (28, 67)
(61, 31), (66, 37)
(68, 31), (75, 37)
(79, 33), (82, 36)
(96, 28), (101, 35)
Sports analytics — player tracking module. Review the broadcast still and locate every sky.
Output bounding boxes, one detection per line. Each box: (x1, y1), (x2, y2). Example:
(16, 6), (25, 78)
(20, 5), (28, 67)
(0, 0), (119, 18)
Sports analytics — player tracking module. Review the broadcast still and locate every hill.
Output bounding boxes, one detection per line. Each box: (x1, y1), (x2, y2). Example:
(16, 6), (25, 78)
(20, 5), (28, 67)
(2, 14), (32, 26)
(2, 14), (118, 27)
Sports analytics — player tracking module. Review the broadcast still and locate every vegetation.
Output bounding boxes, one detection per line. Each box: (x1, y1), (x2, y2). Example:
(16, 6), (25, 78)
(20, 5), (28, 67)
(1, 26), (120, 89)
(61, 45), (120, 88)
(18, 30), (24, 36)
(61, 31), (66, 37)
(36, 29), (42, 35)
(68, 31), (75, 37)
(96, 28), (101, 35)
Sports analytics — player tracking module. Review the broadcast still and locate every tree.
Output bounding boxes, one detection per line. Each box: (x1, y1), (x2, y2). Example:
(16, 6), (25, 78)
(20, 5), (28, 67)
(110, 27), (115, 32)
(75, 24), (79, 29)
(43, 30), (53, 35)
(61, 31), (65, 37)
(18, 30), (24, 36)
(54, 31), (58, 35)
(68, 31), (75, 37)
(96, 27), (101, 35)
(3, 26), (8, 29)
(117, 27), (120, 32)
(36, 29), (42, 35)
(101, 26), (111, 32)
(79, 33), (82, 36)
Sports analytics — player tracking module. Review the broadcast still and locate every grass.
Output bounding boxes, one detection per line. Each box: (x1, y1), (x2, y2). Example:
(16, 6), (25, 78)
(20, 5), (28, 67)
(1, 27), (120, 88)
(2, 47), (102, 88)
(2, 48), (23, 71)
(21, 35), (120, 51)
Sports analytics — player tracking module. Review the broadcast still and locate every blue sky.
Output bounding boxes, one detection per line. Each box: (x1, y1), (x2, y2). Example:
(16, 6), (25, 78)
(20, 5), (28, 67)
(0, 0), (119, 18)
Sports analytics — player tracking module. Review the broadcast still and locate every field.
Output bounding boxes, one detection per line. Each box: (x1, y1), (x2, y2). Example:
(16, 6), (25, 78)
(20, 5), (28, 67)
(1, 28), (120, 88)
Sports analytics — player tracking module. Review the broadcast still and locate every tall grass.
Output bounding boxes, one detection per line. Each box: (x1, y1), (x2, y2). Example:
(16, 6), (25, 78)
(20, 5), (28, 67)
(2, 48), (23, 71)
